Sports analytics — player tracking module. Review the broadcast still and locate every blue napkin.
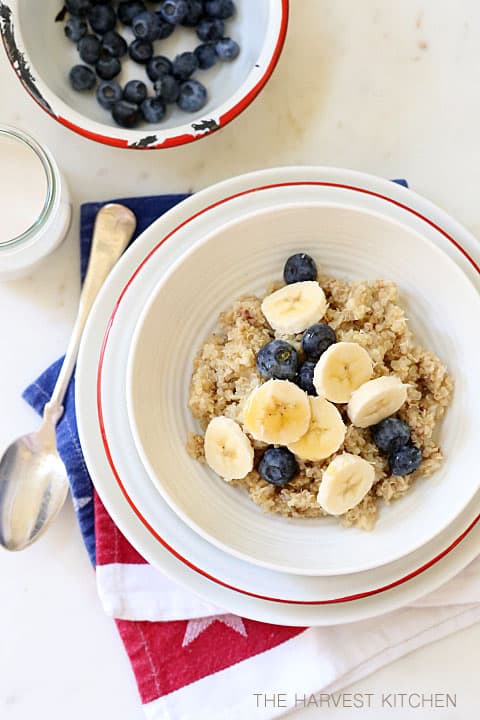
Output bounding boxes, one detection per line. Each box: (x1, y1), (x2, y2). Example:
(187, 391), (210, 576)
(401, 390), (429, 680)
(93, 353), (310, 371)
(22, 181), (407, 567)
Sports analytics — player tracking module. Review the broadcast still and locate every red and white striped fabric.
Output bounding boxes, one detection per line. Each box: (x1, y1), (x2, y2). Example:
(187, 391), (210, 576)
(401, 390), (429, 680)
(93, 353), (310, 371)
(93, 493), (480, 720)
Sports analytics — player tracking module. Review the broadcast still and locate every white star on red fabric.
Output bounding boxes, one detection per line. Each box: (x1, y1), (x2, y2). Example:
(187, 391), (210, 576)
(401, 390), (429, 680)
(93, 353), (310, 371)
(182, 614), (247, 647)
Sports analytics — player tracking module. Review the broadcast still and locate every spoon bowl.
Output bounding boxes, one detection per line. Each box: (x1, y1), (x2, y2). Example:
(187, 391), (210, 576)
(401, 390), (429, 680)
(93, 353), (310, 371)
(0, 409), (67, 550)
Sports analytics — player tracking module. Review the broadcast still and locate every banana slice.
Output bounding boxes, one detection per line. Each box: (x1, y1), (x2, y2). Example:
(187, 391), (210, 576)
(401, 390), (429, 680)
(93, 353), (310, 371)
(261, 281), (327, 334)
(243, 379), (311, 445)
(347, 375), (408, 428)
(317, 453), (375, 515)
(313, 341), (373, 403)
(204, 416), (254, 481)
(288, 397), (346, 461)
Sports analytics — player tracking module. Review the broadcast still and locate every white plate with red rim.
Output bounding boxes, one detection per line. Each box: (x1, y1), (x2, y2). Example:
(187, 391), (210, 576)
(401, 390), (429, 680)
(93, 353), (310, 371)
(76, 166), (480, 625)
(125, 197), (480, 576)
(0, 0), (288, 149)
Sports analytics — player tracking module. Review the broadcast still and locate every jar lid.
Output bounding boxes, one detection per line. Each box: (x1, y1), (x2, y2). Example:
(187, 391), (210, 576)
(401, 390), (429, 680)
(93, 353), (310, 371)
(0, 126), (54, 247)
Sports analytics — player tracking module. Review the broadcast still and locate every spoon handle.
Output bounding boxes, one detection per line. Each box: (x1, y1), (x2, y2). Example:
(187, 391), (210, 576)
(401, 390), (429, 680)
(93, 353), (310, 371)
(46, 204), (136, 419)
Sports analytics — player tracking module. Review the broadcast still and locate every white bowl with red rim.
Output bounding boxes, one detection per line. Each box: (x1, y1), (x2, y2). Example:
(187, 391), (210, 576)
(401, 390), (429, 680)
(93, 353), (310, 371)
(75, 167), (480, 623)
(0, 0), (288, 149)
(125, 178), (480, 576)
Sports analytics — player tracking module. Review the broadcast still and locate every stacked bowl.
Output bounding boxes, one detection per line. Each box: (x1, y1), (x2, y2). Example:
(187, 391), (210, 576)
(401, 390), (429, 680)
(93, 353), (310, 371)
(75, 166), (480, 625)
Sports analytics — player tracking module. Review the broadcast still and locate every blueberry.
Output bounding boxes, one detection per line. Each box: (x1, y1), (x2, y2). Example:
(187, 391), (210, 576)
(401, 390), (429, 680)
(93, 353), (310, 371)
(296, 362), (317, 396)
(141, 96), (167, 123)
(283, 253), (317, 284)
(302, 323), (336, 360)
(172, 51), (198, 81)
(256, 340), (298, 381)
(196, 17), (224, 42)
(112, 99), (140, 127)
(258, 447), (298, 487)
(101, 31), (127, 57)
(65, 0), (92, 17)
(389, 444), (422, 476)
(181, 0), (204, 26)
(123, 79), (147, 104)
(78, 34), (101, 65)
(146, 55), (172, 82)
(372, 417), (411, 454)
(159, 0), (188, 24)
(96, 54), (121, 80)
(215, 37), (240, 61)
(132, 10), (162, 41)
(117, 0), (146, 25)
(204, 0), (235, 20)
(65, 17), (87, 42)
(96, 79), (122, 109)
(88, 4), (117, 33)
(177, 80), (207, 111)
(154, 14), (175, 38)
(129, 38), (154, 63)
(69, 64), (96, 91)
(153, 74), (180, 103)
(194, 43), (217, 70)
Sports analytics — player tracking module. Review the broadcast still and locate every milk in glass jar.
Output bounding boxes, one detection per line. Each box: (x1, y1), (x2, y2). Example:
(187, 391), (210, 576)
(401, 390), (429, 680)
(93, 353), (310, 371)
(0, 126), (71, 280)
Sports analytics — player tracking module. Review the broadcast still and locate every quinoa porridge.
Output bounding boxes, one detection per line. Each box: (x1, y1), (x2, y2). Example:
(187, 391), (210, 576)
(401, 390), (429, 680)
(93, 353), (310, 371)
(187, 254), (453, 530)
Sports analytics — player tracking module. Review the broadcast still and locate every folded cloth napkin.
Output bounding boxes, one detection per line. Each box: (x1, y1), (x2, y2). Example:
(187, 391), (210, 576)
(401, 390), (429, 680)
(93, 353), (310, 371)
(23, 189), (480, 720)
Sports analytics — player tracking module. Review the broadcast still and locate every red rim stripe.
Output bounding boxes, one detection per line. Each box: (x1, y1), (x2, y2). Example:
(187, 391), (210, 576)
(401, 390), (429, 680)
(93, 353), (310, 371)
(97, 181), (480, 605)
(1, 1), (289, 150)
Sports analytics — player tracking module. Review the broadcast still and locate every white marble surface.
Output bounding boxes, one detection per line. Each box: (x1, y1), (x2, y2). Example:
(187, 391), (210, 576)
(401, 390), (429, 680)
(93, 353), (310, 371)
(1, 1), (479, 718)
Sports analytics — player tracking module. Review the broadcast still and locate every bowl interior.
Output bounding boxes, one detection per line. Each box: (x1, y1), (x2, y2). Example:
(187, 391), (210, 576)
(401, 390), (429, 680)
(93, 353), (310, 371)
(15, 0), (272, 130)
(127, 202), (480, 575)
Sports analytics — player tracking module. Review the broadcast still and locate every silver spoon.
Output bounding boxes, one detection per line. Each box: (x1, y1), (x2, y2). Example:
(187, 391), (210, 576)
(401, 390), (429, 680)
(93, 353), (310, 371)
(0, 203), (136, 551)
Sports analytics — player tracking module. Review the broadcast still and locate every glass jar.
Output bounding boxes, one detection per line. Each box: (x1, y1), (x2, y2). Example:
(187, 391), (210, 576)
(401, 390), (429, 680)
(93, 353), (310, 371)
(0, 125), (71, 280)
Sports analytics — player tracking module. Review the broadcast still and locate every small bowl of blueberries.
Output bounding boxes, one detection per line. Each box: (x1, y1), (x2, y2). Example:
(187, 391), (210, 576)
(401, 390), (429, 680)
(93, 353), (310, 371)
(1, 0), (288, 148)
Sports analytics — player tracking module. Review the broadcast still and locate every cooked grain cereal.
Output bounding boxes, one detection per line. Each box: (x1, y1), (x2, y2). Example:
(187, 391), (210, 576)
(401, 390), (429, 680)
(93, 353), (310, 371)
(187, 276), (453, 529)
